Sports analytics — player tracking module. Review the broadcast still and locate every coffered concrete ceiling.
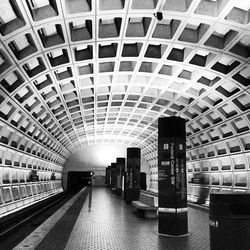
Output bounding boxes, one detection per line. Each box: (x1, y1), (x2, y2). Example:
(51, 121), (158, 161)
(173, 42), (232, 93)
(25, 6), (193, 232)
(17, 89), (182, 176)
(0, 0), (249, 169)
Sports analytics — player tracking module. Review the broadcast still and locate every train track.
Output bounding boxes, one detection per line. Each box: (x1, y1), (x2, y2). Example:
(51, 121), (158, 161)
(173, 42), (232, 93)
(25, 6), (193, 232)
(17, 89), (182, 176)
(0, 190), (78, 250)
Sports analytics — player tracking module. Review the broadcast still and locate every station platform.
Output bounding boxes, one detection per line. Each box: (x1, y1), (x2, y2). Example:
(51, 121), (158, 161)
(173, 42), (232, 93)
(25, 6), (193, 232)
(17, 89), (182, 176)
(14, 187), (210, 250)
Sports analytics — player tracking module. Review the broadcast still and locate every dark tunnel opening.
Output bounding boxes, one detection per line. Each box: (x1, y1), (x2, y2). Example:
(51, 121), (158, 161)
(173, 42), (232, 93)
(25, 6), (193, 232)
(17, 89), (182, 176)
(67, 171), (93, 192)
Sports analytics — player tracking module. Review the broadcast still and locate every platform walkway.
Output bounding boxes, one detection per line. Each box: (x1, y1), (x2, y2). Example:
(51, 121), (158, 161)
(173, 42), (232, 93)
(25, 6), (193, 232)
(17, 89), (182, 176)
(15, 187), (210, 250)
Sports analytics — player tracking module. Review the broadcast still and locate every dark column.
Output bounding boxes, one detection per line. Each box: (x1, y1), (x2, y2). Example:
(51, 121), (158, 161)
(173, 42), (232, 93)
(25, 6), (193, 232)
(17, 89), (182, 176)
(123, 172), (128, 200)
(110, 163), (117, 192)
(105, 167), (108, 187)
(106, 166), (111, 188)
(210, 193), (250, 250)
(125, 147), (141, 204)
(108, 166), (111, 188)
(140, 172), (147, 190)
(116, 158), (125, 195)
(158, 116), (187, 236)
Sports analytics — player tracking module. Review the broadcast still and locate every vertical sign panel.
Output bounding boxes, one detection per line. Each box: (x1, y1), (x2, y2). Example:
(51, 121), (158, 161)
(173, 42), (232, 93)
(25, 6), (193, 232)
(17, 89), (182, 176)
(126, 148), (141, 204)
(158, 117), (187, 236)
(106, 166), (111, 188)
(110, 163), (117, 191)
(105, 167), (108, 187)
(107, 166), (111, 188)
(116, 158), (125, 195)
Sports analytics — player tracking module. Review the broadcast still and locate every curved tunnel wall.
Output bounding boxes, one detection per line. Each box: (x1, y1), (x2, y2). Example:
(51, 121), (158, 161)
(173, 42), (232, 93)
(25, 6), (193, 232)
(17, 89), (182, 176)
(146, 114), (250, 196)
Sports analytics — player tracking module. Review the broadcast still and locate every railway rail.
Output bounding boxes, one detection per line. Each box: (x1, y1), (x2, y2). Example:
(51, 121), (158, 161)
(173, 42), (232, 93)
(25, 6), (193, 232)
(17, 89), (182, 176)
(0, 190), (78, 250)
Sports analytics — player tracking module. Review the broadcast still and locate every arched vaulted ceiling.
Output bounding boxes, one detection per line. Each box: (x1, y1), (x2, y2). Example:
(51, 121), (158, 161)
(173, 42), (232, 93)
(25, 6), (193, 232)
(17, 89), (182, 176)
(0, 0), (249, 168)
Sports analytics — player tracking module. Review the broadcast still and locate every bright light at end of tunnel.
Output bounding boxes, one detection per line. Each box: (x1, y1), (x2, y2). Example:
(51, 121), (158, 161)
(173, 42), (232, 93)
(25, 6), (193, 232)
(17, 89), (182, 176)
(94, 144), (126, 166)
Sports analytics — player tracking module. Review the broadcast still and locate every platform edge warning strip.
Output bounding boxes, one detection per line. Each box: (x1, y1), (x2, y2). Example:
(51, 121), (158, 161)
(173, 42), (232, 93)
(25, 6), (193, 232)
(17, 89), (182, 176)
(13, 187), (88, 250)
(36, 188), (89, 250)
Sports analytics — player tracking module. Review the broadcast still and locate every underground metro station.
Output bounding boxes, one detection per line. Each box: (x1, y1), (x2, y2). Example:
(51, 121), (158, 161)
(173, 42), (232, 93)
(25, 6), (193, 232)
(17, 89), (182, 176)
(0, 0), (250, 249)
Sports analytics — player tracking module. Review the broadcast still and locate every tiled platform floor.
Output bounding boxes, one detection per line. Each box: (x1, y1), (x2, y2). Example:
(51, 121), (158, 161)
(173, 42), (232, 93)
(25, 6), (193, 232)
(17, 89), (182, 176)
(62, 187), (210, 250)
